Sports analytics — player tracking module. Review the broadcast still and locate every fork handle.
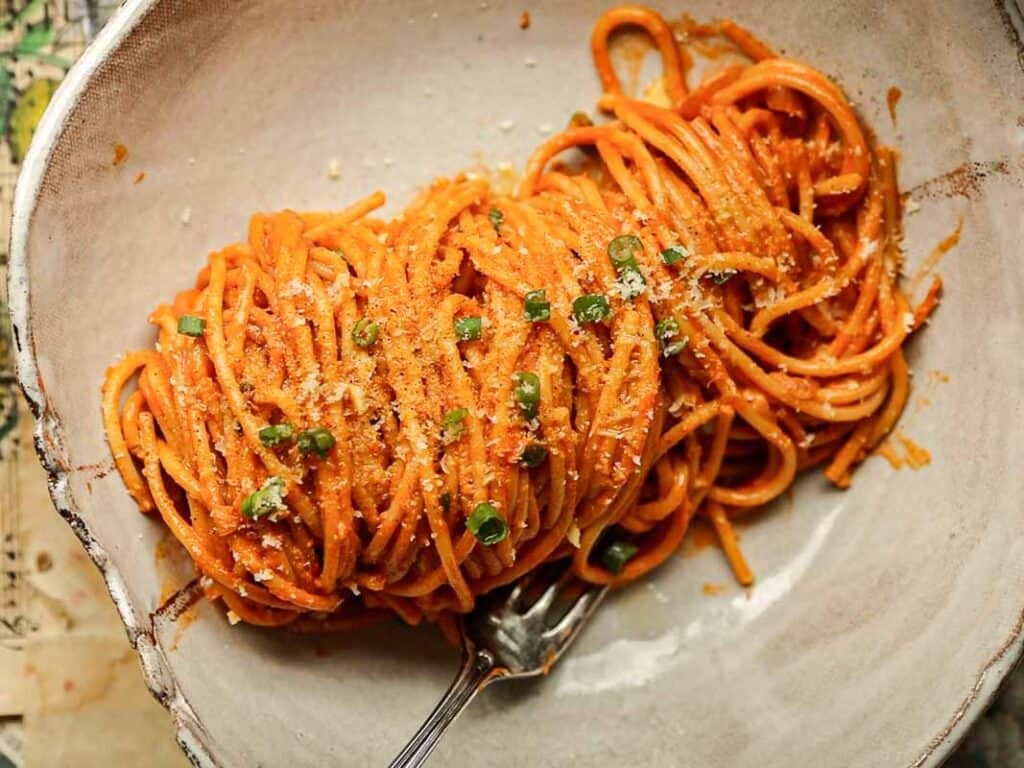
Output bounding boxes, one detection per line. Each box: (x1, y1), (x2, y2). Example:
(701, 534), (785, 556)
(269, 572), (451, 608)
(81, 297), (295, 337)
(387, 648), (497, 768)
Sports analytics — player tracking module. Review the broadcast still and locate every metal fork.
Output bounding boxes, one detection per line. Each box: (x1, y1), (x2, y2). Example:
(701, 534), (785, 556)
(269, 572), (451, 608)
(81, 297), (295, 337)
(388, 567), (608, 768)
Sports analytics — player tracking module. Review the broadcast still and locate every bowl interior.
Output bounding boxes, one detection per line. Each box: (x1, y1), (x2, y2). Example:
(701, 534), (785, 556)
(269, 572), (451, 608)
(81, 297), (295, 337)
(13, 0), (1024, 766)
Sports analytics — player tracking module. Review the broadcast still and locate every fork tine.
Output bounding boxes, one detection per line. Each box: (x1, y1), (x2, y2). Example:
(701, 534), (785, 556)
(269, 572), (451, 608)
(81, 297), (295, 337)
(542, 585), (607, 644)
(504, 571), (534, 611)
(522, 567), (574, 620)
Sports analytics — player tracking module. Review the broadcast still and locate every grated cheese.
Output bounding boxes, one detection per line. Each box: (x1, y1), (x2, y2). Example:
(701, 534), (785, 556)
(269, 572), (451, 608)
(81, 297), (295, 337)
(567, 523), (581, 548)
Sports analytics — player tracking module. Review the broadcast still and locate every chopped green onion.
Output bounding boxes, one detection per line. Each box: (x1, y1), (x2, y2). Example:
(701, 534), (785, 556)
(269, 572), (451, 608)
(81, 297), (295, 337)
(440, 492), (452, 513)
(568, 111), (594, 128)
(601, 540), (638, 574)
(572, 294), (611, 324)
(466, 502), (509, 546)
(297, 426), (336, 458)
(655, 317), (690, 357)
(454, 316), (483, 341)
(708, 269), (737, 286)
(241, 476), (287, 519)
(608, 235), (647, 299)
(177, 315), (206, 337)
(258, 422), (294, 447)
(488, 207), (504, 232)
(351, 317), (379, 348)
(441, 407), (469, 445)
(520, 443), (548, 468)
(663, 338), (690, 356)
(656, 317), (680, 340)
(661, 245), (689, 265)
(524, 289), (551, 322)
(608, 234), (643, 266)
(512, 371), (541, 421)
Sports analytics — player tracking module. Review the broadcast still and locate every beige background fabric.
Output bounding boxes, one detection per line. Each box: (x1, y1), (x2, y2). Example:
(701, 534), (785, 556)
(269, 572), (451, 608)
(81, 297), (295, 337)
(2, 408), (188, 768)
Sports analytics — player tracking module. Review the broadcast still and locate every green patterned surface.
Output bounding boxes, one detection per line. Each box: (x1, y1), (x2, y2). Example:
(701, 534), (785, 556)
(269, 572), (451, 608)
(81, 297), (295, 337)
(0, 4), (120, 766)
(0, 0), (105, 652)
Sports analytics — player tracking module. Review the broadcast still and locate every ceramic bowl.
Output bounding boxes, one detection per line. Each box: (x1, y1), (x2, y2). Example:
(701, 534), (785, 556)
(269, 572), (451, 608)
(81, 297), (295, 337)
(9, 1), (1024, 765)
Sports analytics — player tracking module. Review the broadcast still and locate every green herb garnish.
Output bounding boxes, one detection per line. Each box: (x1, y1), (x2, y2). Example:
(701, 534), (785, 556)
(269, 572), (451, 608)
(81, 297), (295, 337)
(441, 408), (469, 445)
(660, 245), (689, 265)
(524, 289), (551, 322)
(467, 502), (509, 546)
(297, 426), (336, 458)
(520, 443), (548, 468)
(258, 422), (294, 447)
(655, 317), (690, 357)
(608, 234), (647, 298)
(601, 540), (638, 574)
(572, 294), (611, 324)
(608, 234), (643, 266)
(177, 315), (206, 337)
(488, 207), (504, 232)
(241, 476), (287, 519)
(512, 371), (541, 421)
(351, 317), (379, 348)
(454, 316), (483, 341)
(708, 269), (737, 286)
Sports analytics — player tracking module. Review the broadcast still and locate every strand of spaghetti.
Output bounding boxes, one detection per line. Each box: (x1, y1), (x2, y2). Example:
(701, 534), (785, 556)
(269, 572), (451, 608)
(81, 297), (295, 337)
(708, 501), (754, 586)
(710, 400), (797, 507)
(912, 276), (943, 330)
(119, 390), (146, 455)
(867, 350), (911, 446)
(817, 368), (891, 405)
(655, 401), (722, 462)
(591, 4), (688, 110)
(629, 458), (690, 527)
(828, 256), (884, 357)
(678, 64), (745, 119)
(155, 439), (203, 499)
(301, 190), (387, 241)
(520, 125), (624, 196)
(102, 352), (159, 511)
(220, 591), (300, 627)
(717, 18), (777, 61)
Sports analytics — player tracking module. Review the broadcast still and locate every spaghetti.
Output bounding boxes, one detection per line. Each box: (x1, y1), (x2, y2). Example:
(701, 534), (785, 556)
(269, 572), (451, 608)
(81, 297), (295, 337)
(102, 6), (941, 631)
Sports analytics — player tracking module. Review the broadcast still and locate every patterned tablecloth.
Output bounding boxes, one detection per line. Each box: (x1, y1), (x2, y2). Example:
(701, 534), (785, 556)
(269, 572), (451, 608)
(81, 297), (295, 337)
(0, 3), (1016, 767)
